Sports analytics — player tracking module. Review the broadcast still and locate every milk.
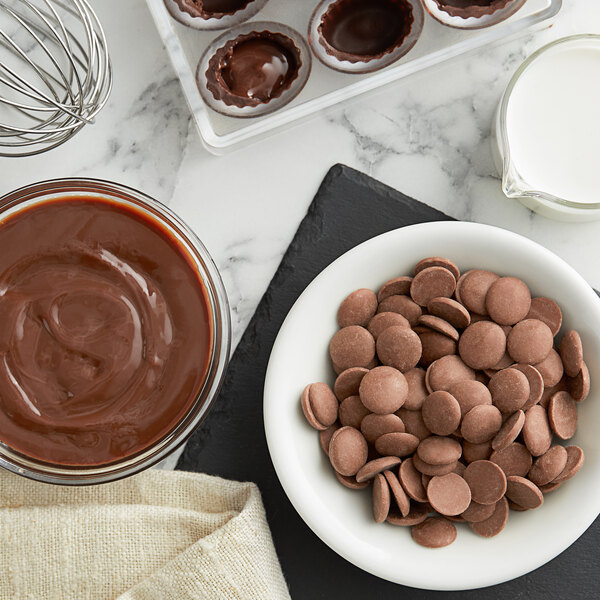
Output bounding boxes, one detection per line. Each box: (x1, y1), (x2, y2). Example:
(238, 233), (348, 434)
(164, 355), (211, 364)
(497, 37), (600, 220)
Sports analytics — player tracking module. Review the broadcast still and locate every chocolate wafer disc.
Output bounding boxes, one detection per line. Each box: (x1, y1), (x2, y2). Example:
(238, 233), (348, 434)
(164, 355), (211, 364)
(375, 432), (420, 457)
(492, 410), (525, 451)
(534, 349), (564, 388)
(359, 366), (408, 414)
(485, 277), (531, 326)
(387, 503), (429, 527)
(417, 329), (457, 367)
(335, 471), (370, 490)
(356, 456), (403, 483)
(554, 445), (584, 483)
(417, 435), (462, 465)
(459, 321), (506, 370)
(301, 382), (339, 430)
(548, 391), (578, 440)
(529, 445), (568, 486)
(559, 330), (584, 377)
(372, 473), (391, 523)
(378, 277), (413, 302)
(522, 405), (552, 457)
(489, 368), (529, 414)
(507, 319), (553, 365)
(464, 460), (507, 505)
(526, 297), (562, 336)
(470, 497), (509, 538)
(396, 408), (431, 440)
(418, 315), (459, 342)
(421, 391), (461, 436)
(415, 257), (460, 280)
(459, 270), (498, 315)
(462, 440), (492, 463)
(339, 395), (370, 429)
(384, 469), (411, 517)
(490, 442), (532, 477)
(461, 500), (496, 523)
(427, 473), (471, 516)
(510, 364), (544, 411)
(428, 297), (471, 329)
(567, 362), (590, 402)
(399, 457), (428, 502)
(377, 294), (422, 326)
(360, 413), (405, 444)
(427, 355), (476, 392)
(506, 476), (543, 509)
(448, 380), (492, 416)
(319, 423), (340, 454)
(376, 326), (422, 373)
(410, 267), (456, 307)
(329, 426), (368, 476)
(368, 311), (410, 340)
(330, 326), (376, 371)
(411, 517), (457, 548)
(334, 367), (369, 401)
(412, 454), (457, 476)
(403, 368), (429, 411)
(461, 405), (502, 444)
(338, 288), (378, 328)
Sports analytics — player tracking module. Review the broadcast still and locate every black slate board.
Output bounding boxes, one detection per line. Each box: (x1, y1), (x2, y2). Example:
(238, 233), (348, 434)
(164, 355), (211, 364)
(178, 164), (599, 599)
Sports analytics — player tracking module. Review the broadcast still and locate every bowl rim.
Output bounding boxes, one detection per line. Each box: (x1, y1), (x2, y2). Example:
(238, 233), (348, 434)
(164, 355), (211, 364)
(0, 177), (231, 485)
(263, 221), (600, 590)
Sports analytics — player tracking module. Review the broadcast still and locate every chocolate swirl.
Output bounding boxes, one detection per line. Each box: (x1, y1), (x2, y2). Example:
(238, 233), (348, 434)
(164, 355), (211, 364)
(0, 199), (211, 466)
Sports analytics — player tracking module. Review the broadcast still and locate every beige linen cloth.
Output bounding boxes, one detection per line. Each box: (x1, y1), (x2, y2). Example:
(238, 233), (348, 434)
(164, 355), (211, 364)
(0, 469), (291, 600)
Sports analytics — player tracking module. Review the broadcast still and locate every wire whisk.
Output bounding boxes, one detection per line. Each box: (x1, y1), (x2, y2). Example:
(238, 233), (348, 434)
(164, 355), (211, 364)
(0, 0), (112, 157)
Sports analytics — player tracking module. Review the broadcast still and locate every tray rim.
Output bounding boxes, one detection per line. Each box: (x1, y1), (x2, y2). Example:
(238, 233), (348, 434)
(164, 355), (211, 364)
(145, 0), (563, 154)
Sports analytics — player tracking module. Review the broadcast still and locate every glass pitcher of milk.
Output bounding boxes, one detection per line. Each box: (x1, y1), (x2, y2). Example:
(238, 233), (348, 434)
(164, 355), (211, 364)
(493, 35), (600, 222)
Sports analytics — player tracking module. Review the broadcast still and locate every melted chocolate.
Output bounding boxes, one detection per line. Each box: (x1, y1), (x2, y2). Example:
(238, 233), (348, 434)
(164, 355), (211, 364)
(199, 0), (249, 12)
(206, 31), (301, 108)
(433, 0), (513, 18)
(173, 0), (253, 19)
(221, 38), (296, 101)
(322, 0), (411, 57)
(0, 198), (212, 466)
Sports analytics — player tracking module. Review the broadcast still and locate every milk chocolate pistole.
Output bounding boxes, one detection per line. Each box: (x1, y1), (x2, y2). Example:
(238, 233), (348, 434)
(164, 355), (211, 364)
(0, 198), (212, 466)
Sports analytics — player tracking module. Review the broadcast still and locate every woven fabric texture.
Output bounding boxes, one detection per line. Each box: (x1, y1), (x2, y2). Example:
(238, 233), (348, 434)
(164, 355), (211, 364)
(0, 469), (290, 600)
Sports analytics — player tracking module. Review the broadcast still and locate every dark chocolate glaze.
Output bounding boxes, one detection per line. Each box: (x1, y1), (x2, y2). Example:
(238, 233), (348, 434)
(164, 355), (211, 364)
(0, 199), (212, 466)
(206, 31), (301, 108)
(201, 0), (248, 12)
(221, 38), (296, 101)
(319, 0), (413, 62)
(173, 0), (254, 19)
(432, 0), (514, 18)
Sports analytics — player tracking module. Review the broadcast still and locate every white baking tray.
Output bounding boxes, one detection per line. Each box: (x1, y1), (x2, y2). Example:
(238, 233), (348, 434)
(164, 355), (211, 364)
(145, 0), (562, 154)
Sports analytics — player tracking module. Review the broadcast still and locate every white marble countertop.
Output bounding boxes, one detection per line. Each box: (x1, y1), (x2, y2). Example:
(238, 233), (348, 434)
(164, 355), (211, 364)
(0, 1), (598, 466)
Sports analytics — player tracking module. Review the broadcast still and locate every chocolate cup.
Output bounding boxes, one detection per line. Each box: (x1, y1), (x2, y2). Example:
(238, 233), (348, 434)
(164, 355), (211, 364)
(432, 0), (515, 19)
(317, 0), (414, 64)
(173, 0), (256, 20)
(205, 30), (302, 108)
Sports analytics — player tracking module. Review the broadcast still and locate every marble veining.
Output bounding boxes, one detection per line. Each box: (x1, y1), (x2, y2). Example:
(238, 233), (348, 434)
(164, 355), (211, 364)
(0, 0), (598, 469)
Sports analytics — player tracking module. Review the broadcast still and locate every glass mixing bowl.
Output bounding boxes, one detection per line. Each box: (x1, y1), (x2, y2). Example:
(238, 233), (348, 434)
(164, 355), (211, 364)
(0, 178), (231, 485)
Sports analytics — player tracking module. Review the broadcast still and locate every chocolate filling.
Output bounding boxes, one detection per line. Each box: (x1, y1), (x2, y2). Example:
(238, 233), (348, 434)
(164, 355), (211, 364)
(318, 0), (414, 63)
(206, 31), (301, 107)
(173, 0), (255, 19)
(0, 198), (212, 466)
(432, 0), (515, 19)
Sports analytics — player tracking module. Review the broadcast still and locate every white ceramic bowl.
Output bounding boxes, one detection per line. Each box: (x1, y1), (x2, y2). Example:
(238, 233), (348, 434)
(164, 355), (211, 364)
(264, 221), (600, 591)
